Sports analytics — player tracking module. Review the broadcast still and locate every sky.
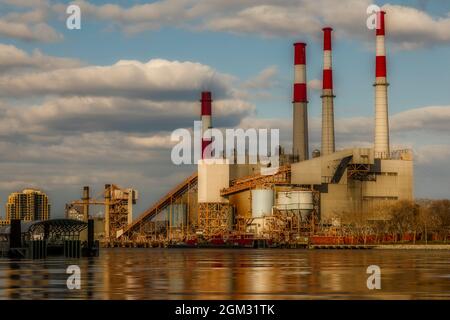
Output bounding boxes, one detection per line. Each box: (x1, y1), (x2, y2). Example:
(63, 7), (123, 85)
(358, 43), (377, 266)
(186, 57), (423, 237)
(0, 0), (449, 219)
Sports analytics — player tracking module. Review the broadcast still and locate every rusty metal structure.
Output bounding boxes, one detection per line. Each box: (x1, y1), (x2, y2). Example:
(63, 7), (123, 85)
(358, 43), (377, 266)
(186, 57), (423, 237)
(197, 202), (232, 236)
(220, 165), (291, 196)
(67, 184), (137, 243)
(113, 163), (319, 247)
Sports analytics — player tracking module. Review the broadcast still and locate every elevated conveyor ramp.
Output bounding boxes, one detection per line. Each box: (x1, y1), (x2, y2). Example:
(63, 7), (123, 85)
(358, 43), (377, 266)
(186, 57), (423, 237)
(119, 172), (197, 240)
(220, 165), (291, 196)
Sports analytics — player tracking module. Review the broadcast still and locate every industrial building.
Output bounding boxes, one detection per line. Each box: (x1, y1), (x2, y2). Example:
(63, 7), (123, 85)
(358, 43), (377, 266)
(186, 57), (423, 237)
(65, 203), (85, 221)
(114, 12), (413, 246)
(66, 184), (137, 242)
(5, 189), (51, 222)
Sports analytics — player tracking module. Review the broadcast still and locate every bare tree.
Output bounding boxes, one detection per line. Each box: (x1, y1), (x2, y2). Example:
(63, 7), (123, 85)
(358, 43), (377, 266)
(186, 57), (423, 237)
(421, 200), (450, 242)
(387, 200), (419, 242)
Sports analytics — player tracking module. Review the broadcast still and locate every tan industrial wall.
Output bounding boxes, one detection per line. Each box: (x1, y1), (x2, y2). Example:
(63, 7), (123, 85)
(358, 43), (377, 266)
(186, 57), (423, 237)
(381, 159), (414, 200)
(198, 159), (230, 203)
(291, 149), (355, 185)
(320, 159), (414, 222)
(320, 181), (362, 222)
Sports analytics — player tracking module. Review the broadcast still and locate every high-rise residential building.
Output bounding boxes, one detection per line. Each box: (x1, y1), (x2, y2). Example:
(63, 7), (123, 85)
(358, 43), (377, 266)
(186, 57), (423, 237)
(6, 189), (51, 221)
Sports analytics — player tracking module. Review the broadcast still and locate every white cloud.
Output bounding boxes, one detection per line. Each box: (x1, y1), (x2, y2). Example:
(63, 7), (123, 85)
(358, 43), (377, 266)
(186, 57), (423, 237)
(0, 43), (83, 72)
(60, 0), (450, 50)
(0, 20), (62, 42)
(0, 55), (258, 139)
(391, 106), (450, 133)
(0, 4), (61, 42)
(0, 58), (235, 99)
(2, 0), (449, 48)
(203, 4), (321, 37)
(415, 144), (450, 164)
(243, 66), (278, 90)
(127, 134), (174, 149)
(0, 0), (49, 7)
(236, 66), (280, 100)
(0, 96), (253, 136)
(383, 4), (450, 50)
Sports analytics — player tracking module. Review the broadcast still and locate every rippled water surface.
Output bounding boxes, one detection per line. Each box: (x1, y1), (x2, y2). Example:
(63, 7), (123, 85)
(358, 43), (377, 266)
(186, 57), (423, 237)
(0, 248), (449, 299)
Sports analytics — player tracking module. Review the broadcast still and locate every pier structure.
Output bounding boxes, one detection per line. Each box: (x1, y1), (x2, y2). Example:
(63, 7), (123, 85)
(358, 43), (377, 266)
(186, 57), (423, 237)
(0, 219), (99, 259)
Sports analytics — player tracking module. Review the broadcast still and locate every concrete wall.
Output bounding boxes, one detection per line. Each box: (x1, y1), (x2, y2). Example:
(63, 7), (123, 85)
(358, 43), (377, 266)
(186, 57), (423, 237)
(198, 159), (229, 203)
(291, 149), (354, 184)
(361, 158), (414, 220)
(321, 183), (359, 221)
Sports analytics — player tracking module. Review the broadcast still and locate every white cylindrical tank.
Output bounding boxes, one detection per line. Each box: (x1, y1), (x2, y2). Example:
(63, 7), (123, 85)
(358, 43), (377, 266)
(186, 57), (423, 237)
(251, 189), (273, 218)
(297, 191), (314, 220)
(276, 191), (314, 220)
(276, 191), (290, 209)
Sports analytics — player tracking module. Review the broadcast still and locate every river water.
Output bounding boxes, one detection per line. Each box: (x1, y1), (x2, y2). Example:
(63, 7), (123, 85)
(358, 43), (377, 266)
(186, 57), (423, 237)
(0, 248), (449, 299)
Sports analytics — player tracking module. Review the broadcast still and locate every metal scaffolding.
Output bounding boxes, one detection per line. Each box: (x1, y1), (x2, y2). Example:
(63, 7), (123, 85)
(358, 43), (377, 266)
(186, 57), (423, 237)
(67, 184), (137, 243)
(198, 202), (232, 236)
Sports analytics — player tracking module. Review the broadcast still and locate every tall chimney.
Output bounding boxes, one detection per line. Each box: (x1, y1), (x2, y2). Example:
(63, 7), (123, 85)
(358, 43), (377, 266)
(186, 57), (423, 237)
(82, 186), (90, 221)
(200, 91), (212, 159)
(104, 184), (111, 239)
(293, 42), (309, 161)
(374, 11), (390, 159)
(321, 27), (335, 156)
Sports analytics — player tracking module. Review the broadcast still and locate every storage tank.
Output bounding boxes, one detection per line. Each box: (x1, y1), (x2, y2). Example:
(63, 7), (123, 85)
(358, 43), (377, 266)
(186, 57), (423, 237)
(251, 189), (273, 218)
(276, 190), (314, 220)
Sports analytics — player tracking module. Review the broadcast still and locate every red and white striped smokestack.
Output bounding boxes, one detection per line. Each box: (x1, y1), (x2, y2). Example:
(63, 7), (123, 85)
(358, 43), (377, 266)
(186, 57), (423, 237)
(292, 42), (309, 161)
(201, 91), (212, 159)
(321, 27), (335, 156)
(374, 10), (390, 159)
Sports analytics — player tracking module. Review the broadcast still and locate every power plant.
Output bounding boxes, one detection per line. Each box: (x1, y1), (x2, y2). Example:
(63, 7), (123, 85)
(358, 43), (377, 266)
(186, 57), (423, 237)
(86, 12), (413, 247)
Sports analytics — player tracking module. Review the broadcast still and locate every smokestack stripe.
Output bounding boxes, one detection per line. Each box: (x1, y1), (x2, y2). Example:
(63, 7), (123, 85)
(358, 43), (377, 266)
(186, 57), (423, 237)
(293, 43), (307, 103)
(374, 10), (390, 159)
(200, 91), (212, 159)
(321, 27), (335, 156)
(292, 42), (309, 161)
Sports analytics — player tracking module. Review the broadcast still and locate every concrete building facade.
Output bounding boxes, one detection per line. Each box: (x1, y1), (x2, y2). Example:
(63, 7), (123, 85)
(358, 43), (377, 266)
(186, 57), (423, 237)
(291, 148), (413, 222)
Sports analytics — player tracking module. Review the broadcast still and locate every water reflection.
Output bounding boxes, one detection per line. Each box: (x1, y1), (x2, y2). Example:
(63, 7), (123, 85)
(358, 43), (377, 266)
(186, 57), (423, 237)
(0, 249), (449, 299)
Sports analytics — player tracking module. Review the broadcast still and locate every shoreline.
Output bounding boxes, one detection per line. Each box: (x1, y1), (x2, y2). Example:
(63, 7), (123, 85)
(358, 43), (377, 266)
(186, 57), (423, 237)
(101, 243), (450, 250)
(373, 244), (450, 250)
